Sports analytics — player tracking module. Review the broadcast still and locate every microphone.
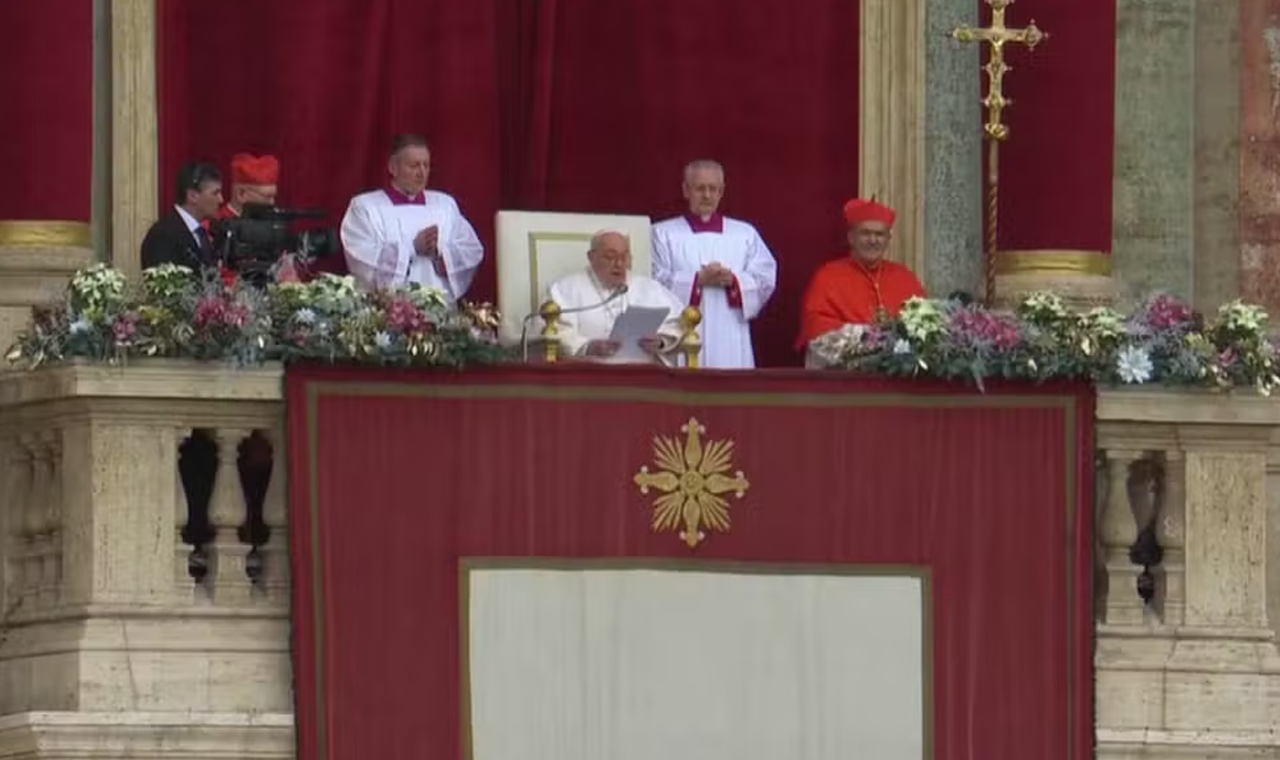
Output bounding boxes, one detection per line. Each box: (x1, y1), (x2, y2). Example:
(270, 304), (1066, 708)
(521, 284), (629, 362)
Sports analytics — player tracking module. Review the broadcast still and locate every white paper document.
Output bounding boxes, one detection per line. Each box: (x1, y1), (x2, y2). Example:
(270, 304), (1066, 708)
(608, 306), (670, 361)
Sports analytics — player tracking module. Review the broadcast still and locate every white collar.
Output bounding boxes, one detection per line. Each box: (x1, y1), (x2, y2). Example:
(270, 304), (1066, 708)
(174, 205), (202, 234)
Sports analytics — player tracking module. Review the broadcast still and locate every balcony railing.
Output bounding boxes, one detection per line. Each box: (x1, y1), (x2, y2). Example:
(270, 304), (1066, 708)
(0, 363), (1278, 758)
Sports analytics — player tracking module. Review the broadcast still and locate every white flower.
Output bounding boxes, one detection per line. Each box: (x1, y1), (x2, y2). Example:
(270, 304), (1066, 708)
(294, 307), (317, 325)
(1021, 291), (1069, 318)
(1080, 307), (1124, 336)
(70, 263), (127, 307)
(899, 297), (944, 342)
(405, 283), (449, 309)
(1115, 345), (1154, 384)
(69, 319), (92, 335)
(892, 338), (912, 355)
(374, 331), (393, 349)
(143, 263), (193, 279)
(1217, 299), (1268, 335)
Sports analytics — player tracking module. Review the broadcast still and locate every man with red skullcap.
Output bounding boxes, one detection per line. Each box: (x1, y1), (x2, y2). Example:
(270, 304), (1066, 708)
(795, 198), (926, 356)
(219, 153), (280, 219)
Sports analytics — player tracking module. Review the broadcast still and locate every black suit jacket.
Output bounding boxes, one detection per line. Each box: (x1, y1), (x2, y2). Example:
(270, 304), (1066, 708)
(140, 208), (216, 270)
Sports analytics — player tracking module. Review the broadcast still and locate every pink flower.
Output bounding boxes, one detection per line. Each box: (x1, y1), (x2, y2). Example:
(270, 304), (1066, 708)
(111, 312), (139, 342)
(1143, 294), (1194, 330)
(1218, 348), (1239, 368)
(385, 297), (428, 333)
(193, 295), (250, 329)
(949, 310), (1022, 350)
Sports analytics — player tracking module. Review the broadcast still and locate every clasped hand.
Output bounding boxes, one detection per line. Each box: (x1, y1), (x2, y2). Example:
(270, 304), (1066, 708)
(697, 262), (734, 287)
(414, 225), (439, 256)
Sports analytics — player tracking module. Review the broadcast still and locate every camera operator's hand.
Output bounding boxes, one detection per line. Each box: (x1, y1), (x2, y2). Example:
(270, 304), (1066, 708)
(414, 225), (439, 257)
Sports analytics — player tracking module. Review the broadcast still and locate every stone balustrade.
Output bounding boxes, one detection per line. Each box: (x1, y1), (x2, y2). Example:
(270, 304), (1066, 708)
(1096, 388), (1280, 758)
(0, 360), (292, 759)
(2, 365), (1280, 758)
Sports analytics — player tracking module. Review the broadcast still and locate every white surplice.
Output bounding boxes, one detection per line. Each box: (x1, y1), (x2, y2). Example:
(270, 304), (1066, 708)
(651, 215), (777, 369)
(339, 188), (484, 300)
(546, 268), (686, 365)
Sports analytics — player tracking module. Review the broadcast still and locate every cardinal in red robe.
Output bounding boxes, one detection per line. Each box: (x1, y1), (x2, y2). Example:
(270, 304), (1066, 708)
(795, 198), (926, 352)
(218, 153), (280, 219)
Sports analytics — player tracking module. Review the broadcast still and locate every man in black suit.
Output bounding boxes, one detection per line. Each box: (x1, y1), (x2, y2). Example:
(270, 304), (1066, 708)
(140, 161), (225, 269)
(141, 161), (270, 581)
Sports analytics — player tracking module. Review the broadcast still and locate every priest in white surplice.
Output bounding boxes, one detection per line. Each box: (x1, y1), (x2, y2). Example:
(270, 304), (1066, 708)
(547, 231), (686, 364)
(339, 134), (484, 300)
(652, 160), (778, 368)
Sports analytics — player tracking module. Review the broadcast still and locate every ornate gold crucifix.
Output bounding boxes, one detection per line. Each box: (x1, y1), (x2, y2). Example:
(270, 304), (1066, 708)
(952, 0), (1047, 303)
(953, 0), (1046, 142)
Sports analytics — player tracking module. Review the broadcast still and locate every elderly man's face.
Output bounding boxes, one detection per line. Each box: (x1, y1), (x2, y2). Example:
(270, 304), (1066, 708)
(588, 233), (631, 289)
(683, 167), (724, 218)
(389, 145), (431, 197)
(848, 221), (891, 264)
(234, 183), (278, 208)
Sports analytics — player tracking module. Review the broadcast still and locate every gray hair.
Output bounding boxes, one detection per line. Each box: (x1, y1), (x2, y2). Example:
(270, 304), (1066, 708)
(589, 229), (628, 253)
(683, 159), (725, 184)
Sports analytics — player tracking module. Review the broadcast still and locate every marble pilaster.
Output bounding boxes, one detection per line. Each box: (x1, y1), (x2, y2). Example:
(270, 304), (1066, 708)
(109, 0), (159, 279)
(1192, 0), (1241, 314)
(859, 0), (927, 280)
(922, 0), (983, 299)
(1240, 1), (1280, 317)
(1110, 0), (1195, 306)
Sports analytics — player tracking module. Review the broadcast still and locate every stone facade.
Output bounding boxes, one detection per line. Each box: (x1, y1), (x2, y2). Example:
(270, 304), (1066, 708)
(1, 365), (1280, 757)
(0, 363), (293, 759)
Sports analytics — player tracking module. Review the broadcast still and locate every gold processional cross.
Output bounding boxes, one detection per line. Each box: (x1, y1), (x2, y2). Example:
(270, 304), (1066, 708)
(951, 0), (1046, 304)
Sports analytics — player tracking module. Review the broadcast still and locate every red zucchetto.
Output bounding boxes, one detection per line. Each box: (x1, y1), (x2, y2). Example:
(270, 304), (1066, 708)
(230, 153), (280, 185)
(842, 198), (896, 228)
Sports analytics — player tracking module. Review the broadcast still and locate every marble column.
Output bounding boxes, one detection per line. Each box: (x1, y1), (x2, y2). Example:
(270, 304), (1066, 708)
(922, 0), (983, 298)
(110, 0), (160, 279)
(1110, 0), (1195, 306)
(1240, 1), (1280, 316)
(1191, 0), (1241, 314)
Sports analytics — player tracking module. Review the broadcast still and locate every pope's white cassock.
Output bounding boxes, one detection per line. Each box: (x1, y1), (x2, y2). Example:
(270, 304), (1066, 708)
(339, 188), (484, 300)
(651, 215), (777, 368)
(547, 268), (686, 365)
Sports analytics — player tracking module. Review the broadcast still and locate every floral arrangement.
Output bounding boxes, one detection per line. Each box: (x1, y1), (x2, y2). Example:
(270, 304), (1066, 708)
(809, 291), (1280, 394)
(5, 263), (510, 369)
(10, 264), (1280, 394)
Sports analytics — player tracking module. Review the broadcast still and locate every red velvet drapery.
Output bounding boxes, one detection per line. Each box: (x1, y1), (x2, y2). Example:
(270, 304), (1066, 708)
(156, 0), (859, 367)
(287, 364), (1094, 760)
(0, 0), (93, 221)
(994, 0), (1117, 254)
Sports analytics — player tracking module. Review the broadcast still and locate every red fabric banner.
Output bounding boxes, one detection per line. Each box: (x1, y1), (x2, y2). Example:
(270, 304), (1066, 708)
(287, 365), (1093, 760)
(0, 0), (92, 221)
(994, 0), (1117, 254)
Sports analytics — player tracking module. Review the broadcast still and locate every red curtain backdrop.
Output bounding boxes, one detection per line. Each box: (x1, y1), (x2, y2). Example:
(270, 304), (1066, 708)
(156, 0), (859, 367)
(287, 364), (1094, 760)
(991, 0), (1117, 254)
(0, 0), (93, 221)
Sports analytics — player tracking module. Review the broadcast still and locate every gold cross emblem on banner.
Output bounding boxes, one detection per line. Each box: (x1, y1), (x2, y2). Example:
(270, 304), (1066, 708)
(952, 0), (1046, 142)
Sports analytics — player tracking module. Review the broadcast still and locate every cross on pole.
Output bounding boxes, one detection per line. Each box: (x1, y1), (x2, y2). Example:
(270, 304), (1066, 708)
(952, 0), (1047, 304)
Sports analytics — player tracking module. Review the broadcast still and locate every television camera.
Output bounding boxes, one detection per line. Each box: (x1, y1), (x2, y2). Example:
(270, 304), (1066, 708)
(210, 202), (340, 284)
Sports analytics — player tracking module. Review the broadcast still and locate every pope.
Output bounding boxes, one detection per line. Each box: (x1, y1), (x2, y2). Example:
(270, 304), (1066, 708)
(795, 198), (926, 357)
